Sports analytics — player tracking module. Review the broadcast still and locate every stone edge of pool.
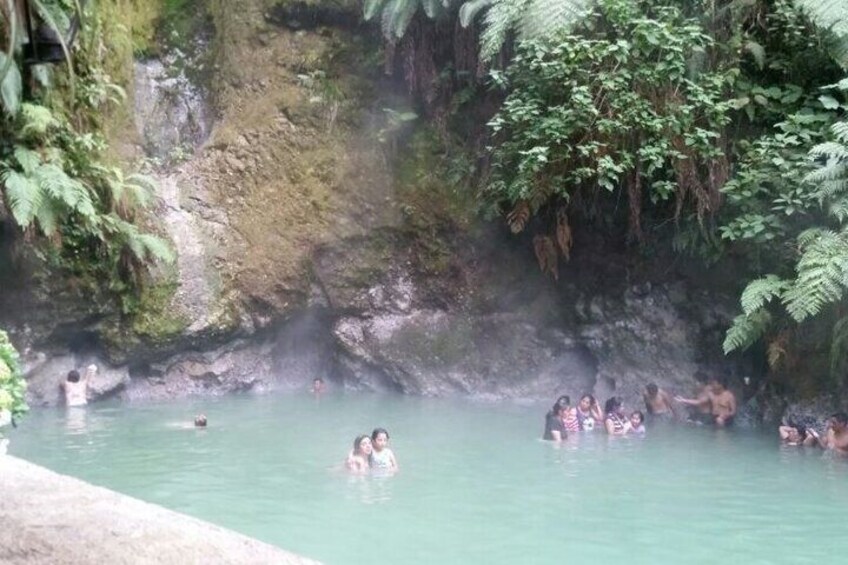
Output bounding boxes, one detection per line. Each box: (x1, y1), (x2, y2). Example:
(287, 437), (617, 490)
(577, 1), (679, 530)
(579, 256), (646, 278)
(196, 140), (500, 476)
(0, 456), (321, 565)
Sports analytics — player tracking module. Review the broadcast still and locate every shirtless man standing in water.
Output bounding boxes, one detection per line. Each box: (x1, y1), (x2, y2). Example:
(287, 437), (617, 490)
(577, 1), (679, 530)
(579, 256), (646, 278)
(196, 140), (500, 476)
(676, 375), (737, 427)
(61, 365), (96, 407)
(643, 383), (677, 419)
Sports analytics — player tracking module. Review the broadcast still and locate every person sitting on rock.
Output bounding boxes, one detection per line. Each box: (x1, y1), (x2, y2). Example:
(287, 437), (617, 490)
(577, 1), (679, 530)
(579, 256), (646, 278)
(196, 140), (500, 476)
(643, 383), (677, 420)
(61, 364), (96, 407)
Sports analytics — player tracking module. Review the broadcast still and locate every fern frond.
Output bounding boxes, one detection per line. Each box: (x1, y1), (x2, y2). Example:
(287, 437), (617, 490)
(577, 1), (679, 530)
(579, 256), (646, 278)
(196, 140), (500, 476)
(384, 0), (420, 39)
(1, 170), (43, 228)
(364, 0), (388, 20)
(783, 228), (848, 321)
(19, 103), (59, 137)
(459, 0), (492, 27)
(723, 309), (772, 353)
(13, 146), (42, 175)
(134, 233), (176, 264)
(470, 0), (595, 59)
(740, 274), (789, 315)
(795, 0), (848, 69)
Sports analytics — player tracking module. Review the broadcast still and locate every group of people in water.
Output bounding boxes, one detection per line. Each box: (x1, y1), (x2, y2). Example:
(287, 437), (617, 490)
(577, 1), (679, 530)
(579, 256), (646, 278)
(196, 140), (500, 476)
(542, 373), (737, 441)
(542, 372), (848, 456)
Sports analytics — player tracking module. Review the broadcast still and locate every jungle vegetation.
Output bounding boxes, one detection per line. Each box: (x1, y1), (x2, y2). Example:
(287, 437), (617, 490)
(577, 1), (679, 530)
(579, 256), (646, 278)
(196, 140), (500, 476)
(362, 0), (848, 389)
(0, 1), (173, 299)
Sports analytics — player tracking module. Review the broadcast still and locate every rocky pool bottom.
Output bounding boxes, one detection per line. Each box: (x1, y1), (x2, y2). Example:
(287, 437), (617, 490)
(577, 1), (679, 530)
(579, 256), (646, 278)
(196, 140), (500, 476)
(6, 393), (846, 564)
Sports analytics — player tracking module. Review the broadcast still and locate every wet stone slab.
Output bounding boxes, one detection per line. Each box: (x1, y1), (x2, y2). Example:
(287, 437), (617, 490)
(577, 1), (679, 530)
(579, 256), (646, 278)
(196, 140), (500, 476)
(0, 456), (319, 565)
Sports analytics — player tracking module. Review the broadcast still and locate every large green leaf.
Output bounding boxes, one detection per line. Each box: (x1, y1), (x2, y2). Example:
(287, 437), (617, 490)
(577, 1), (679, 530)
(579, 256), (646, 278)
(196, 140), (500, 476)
(0, 52), (22, 116)
(1, 170), (43, 228)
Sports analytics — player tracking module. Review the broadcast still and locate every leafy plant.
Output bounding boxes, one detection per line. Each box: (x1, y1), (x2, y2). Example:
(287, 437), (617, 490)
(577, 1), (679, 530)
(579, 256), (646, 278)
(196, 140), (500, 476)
(0, 330), (27, 435)
(483, 0), (735, 275)
(0, 0), (174, 294)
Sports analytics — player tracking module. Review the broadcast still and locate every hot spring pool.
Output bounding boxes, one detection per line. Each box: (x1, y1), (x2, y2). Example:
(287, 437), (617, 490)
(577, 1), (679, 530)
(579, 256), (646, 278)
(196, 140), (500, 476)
(6, 393), (846, 564)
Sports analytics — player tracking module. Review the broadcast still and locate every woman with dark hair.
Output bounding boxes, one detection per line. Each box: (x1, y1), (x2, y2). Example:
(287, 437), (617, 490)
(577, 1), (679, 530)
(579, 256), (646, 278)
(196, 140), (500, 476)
(345, 435), (373, 473)
(576, 394), (603, 431)
(543, 396), (570, 441)
(604, 397), (629, 436)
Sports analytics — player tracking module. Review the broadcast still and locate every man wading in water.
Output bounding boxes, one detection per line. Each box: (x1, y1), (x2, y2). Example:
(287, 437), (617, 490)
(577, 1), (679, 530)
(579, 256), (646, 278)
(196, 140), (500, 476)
(643, 383), (677, 420)
(61, 365), (97, 407)
(676, 375), (737, 427)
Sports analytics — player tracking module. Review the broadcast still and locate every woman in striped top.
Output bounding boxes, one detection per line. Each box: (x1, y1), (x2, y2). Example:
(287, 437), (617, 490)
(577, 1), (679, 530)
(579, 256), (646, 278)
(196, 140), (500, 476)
(604, 396), (629, 436)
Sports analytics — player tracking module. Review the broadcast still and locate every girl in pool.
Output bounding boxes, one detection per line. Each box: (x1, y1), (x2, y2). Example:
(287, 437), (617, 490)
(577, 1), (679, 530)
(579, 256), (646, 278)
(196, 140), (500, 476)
(628, 411), (646, 435)
(576, 394), (603, 431)
(346, 435), (373, 473)
(604, 397), (629, 436)
(369, 427), (398, 471)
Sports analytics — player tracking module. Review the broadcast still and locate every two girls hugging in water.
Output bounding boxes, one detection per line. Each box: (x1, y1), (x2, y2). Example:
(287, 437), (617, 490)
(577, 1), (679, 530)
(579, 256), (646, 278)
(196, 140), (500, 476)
(345, 427), (399, 473)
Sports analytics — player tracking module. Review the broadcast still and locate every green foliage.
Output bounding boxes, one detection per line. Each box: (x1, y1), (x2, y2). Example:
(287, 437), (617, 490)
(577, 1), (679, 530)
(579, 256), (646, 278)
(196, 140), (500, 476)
(484, 0), (734, 240)
(0, 330), (28, 433)
(363, 0), (457, 39)
(461, 0), (594, 59)
(0, 0), (174, 294)
(795, 0), (848, 69)
(723, 309), (773, 354)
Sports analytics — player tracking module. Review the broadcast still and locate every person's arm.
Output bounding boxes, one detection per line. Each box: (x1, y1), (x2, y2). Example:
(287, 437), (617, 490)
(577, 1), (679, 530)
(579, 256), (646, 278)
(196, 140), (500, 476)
(389, 449), (399, 471)
(84, 364), (97, 383)
(663, 391), (679, 417)
(591, 401), (603, 422)
(605, 418), (616, 435)
(779, 426), (793, 441)
(802, 431), (820, 447)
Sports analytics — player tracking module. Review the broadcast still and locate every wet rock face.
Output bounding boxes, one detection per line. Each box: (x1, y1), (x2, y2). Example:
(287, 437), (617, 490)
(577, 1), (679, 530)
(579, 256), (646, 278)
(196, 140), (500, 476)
(134, 56), (211, 161)
(315, 235), (722, 406)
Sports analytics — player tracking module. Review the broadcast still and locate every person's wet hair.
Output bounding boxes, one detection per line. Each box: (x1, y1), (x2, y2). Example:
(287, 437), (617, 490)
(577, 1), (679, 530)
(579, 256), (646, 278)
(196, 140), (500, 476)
(580, 394), (595, 404)
(604, 397), (622, 415)
(550, 395), (570, 414)
(371, 427), (390, 441)
(194, 414), (207, 427)
(66, 370), (81, 383)
(353, 435), (369, 452)
(631, 410), (644, 424)
(646, 383), (658, 396)
(830, 412), (848, 425)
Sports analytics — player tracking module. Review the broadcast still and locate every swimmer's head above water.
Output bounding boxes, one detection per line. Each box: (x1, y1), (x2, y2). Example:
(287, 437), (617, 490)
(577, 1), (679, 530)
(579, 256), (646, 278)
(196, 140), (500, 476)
(194, 414), (207, 428)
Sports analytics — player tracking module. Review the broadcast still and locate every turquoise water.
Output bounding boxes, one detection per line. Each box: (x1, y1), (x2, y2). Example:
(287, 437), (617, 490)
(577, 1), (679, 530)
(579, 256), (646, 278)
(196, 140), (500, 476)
(7, 393), (848, 564)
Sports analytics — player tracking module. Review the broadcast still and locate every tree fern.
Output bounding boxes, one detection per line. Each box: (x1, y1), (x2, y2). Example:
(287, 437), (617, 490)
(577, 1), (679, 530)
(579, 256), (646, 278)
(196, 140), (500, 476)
(795, 0), (848, 69)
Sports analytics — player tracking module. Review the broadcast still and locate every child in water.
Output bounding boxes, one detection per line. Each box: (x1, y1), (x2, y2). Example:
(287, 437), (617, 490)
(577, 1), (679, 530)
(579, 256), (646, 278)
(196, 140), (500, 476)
(628, 411), (646, 435)
(346, 435), (373, 473)
(369, 427), (398, 471)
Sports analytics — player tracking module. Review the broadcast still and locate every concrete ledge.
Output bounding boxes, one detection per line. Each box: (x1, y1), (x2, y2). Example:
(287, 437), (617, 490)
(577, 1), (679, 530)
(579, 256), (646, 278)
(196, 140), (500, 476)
(0, 456), (320, 565)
